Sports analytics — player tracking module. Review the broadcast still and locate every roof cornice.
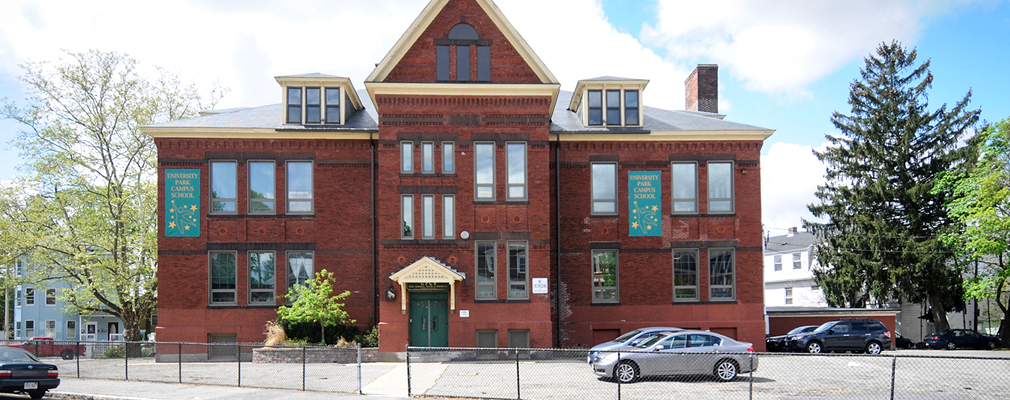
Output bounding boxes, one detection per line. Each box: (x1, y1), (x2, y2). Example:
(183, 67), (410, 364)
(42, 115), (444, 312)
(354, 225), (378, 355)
(366, 82), (561, 111)
(553, 129), (774, 142)
(143, 128), (375, 140)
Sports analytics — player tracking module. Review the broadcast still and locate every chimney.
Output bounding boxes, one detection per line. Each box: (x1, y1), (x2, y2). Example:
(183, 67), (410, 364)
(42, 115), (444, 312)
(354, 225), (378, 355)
(685, 64), (718, 113)
(787, 227), (797, 237)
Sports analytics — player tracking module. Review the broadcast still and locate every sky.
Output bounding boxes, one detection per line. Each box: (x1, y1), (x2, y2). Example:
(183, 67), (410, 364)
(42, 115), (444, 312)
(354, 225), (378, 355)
(1, 0), (1008, 235)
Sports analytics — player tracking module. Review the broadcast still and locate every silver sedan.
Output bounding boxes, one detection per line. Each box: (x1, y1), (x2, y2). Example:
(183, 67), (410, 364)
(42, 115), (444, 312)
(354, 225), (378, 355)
(590, 330), (758, 383)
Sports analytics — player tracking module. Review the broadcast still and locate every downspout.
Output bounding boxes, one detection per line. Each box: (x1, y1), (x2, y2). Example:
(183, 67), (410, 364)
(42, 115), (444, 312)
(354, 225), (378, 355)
(371, 131), (378, 327)
(554, 130), (562, 347)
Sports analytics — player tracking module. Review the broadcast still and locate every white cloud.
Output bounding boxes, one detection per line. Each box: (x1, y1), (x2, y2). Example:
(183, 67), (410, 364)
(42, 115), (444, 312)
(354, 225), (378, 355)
(641, 0), (977, 97)
(760, 141), (828, 232)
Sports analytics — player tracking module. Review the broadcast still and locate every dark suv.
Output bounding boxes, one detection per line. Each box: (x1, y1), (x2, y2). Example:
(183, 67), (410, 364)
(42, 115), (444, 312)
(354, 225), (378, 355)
(789, 319), (892, 354)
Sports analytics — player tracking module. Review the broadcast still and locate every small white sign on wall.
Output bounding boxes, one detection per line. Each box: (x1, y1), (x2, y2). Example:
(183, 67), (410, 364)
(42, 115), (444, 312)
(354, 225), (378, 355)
(532, 278), (548, 294)
(459, 310), (470, 318)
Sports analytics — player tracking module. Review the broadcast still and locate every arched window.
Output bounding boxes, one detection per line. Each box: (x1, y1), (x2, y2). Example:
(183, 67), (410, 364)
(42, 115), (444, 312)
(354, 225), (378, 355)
(436, 22), (490, 82)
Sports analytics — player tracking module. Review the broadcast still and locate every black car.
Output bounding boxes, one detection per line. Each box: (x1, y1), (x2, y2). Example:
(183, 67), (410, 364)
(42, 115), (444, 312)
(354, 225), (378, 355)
(766, 325), (818, 352)
(894, 334), (916, 349)
(0, 348), (60, 399)
(924, 329), (1001, 350)
(789, 319), (893, 354)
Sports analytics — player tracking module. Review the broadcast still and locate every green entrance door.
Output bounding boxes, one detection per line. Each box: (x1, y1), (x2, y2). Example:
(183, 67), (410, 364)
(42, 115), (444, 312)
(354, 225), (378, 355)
(409, 291), (449, 347)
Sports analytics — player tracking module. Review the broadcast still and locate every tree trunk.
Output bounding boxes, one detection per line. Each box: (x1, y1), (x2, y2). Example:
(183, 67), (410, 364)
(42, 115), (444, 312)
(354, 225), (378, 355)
(998, 319), (1008, 349)
(929, 296), (951, 333)
(120, 310), (146, 357)
(321, 324), (326, 345)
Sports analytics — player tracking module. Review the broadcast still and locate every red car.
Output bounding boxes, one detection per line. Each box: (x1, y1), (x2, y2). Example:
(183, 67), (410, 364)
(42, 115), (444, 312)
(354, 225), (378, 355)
(9, 337), (84, 360)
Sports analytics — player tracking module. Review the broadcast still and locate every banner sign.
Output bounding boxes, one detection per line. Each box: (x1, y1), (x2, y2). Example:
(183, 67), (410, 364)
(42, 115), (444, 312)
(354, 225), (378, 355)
(406, 283), (451, 291)
(629, 171), (662, 237)
(165, 169), (200, 237)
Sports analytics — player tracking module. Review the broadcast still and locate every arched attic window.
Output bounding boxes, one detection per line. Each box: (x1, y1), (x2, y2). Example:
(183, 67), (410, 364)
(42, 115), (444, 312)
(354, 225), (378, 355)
(435, 22), (491, 82)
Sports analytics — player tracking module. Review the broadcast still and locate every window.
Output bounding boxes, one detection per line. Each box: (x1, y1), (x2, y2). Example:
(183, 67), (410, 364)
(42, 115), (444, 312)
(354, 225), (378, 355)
(457, 44), (470, 82)
(708, 162), (734, 212)
(507, 143), (526, 200)
(25, 288), (34, 306)
(286, 252), (314, 293)
(287, 161), (313, 214)
(793, 253), (802, 269)
(785, 287), (793, 305)
(421, 142), (434, 173)
(436, 46), (450, 81)
(422, 195), (435, 239)
(671, 162), (697, 213)
(443, 195), (455, 239)
(442, 142), (455, 173)
(15, 322), (20, 339)
(286, 87), (301, 124)
(709, 249), (735, 300)
(15, 260), (22, 276)
(325, 88), (340, 124)
(588, 90), (602, 126)
(401, 141), (413, 173)
(592, 250), (618, 303)
(210, 161), (237, 213)
(441, 23), (481, 82)
(45, 288), (56, 306)
(592, 163), (617, 214)
(25, 320), (34, 338)
(773, 255), (782, 271)
(477, 46), (491, 82)
(673, 249), (698, 301)
(210, 252), (237, 304)
(606, 90), (621, 125)
(625, 90), (639, 125)
(474, 143), (495, 200)
(476, 330), (498, 348)
(476, 242), (496, 299)
(305, 87), (321, 124)
(508, 242), (528, 299)
(249, 251), (276, 304)
(249, 161), (276, 213)
(508, 329), (530, 348)
(45, 320), (56, 337)
(66, 320), (76, 339)
(402, 195), (414, 239)
(15, 289), (20, 308)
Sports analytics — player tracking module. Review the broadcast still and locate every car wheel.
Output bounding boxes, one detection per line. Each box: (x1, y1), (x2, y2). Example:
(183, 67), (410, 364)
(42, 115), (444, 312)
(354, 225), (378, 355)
(714, 359), (739, 382)
(61, 348), (75, 360)
(614, 360), (639, 383)
(946, 341), (956, 350)
(987, 341), (998, 350)
(28, 390), (46, 400)
(865, 341), (882, 355)
(806, 342), (823, 354)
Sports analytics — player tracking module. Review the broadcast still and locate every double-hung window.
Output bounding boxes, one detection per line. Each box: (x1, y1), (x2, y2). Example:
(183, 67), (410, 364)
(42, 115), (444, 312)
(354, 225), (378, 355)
(708, 162), (734, 212)
(508, 242), (528, 299)
(606, 90), (621, 125)
(436, 23), (489, 82)
(325, 88), (340, 124)
(592, 250), (618, 303)
(673, 249), (698, 301)
(474, 143), (495, 200)
(507, 143), (526, 200)
(248, 251), (276, 304)
(671, 162), (697, 213)
(402, 195), (414, 239)
(709, 249), (735, 301)
(286, 87), (301, 124)
(591, 163), (617, 214)
(476, 242), (496, 299)
(442, 142), (455, 173)
(66, 320), (76, 339)
(286, 251), (314, 293)
(287, 161), (313, 214)
(249, 161), (276, 213)
(210, 161), (237, 213)
(25, 321), (34, 338)
(624, 90), (640, 125)
(209, 251), (237, 304)
(442, 195), (455, 239)
(401, 141), (413, 173)
(785, 287), (794, 305)
(305, 87), (321, 124)
(422, 195), (435, 239)
(793, 253), (802, 269)
(587, 90), (603, 126)
(773, 254), (782, 271)
(45, 288), (56, 306)
(25, 288), (34, 306)
(421, 142), (434, 173)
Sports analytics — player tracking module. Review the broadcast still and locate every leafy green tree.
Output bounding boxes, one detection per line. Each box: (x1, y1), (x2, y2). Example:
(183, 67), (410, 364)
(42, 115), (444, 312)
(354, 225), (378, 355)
(807, 41), (979, 333)
(935, 118), (1010, 345)
(0, 50), (222, 342)
(278, 270), (354, 344)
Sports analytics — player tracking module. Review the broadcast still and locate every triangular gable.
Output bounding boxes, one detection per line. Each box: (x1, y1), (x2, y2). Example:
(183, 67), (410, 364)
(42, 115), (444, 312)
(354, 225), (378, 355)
(366, 0), (557, 85)
(390, 256), (465, 312)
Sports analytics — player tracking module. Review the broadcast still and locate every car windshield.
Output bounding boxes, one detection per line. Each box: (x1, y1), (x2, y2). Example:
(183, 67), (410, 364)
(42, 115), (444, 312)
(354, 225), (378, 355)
(614, 329), (644, 343)
(0, 349), (40, 363)
(788, 326), (812, 335)
(813, 322), (836, 333)
(634, 334), (668, 349)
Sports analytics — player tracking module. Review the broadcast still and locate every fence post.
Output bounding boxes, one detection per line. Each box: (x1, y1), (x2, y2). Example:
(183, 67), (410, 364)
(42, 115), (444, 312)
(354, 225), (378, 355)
(178, 343), (182, 384)
(749, 352), (754, 400)
(125, 341), (129, 381)
(406, 345), (412, 398)
(302, 346), (307, 391)
(890, 355), (897, 400)
(617, 351), (621, 400)
(357, 343), (363, 395)
(237, 343), (242, 387)
(515, 347), (521, 400)
(76, 340), (80, 378)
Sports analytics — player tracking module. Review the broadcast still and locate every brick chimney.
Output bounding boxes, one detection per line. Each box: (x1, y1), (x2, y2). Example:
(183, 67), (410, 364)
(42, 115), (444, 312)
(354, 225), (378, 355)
(685, 64), (718, 113)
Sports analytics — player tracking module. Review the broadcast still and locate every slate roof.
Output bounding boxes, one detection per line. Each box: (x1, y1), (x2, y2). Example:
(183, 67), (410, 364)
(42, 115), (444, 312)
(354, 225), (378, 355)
(765, 231), (818, 254)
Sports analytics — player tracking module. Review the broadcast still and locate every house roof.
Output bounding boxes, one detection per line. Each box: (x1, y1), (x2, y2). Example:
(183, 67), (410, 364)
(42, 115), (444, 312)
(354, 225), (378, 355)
(765, 231), (818, 254)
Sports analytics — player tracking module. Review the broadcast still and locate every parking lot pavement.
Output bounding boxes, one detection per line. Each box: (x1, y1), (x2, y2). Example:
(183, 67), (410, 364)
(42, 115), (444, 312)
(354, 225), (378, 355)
(49, 378), (410, 400)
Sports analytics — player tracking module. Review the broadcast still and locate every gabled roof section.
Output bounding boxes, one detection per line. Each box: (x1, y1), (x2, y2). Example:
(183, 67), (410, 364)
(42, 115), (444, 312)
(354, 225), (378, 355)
(365, 0), (557, 85)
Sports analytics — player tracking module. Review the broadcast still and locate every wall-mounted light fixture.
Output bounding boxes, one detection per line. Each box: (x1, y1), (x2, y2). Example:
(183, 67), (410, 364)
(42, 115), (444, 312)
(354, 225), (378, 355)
(385, 285), (396, 301)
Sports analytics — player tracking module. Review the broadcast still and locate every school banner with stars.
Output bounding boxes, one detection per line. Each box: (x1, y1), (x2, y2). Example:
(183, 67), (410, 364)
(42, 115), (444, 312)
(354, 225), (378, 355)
(165, 169), (200, 237)
(629, 171), (661, 237)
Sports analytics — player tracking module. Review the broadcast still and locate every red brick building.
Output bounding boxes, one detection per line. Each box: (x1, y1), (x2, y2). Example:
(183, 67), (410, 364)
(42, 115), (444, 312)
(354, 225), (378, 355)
(145, 0), (773, 358)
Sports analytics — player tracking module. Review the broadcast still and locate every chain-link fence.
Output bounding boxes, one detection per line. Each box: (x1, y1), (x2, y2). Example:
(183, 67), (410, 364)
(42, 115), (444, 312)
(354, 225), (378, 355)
(2, 340), (371, 394)
(407, 347), (1010, 400)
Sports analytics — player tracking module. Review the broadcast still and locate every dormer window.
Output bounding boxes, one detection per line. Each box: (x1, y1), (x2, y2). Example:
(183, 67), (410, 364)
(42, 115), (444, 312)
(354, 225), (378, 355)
(285, 86), (342, 125)
(305, 88), (321, 123)
(325, 88), (340, 124)
(436, 22), (491, 82)
(570, 78), (648, 128)
(286, 88), (301, 124)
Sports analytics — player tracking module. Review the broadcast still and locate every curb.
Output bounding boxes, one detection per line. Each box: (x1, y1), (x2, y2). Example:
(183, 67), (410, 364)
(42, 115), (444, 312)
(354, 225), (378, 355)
(49, 392), (152, 400)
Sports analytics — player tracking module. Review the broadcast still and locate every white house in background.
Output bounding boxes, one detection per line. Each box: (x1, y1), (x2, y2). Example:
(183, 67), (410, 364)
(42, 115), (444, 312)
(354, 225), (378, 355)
(763, 228), (827, 307)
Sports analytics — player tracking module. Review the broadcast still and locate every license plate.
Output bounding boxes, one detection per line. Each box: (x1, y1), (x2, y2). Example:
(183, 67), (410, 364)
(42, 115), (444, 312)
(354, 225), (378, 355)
(24, 382), (38, 390)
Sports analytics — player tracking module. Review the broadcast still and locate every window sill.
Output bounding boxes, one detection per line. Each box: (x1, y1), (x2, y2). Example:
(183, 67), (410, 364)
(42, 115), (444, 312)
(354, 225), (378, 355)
(591, 302), (621, 306)
(473, 299), (531, 303)
(589, 214), (619, 218)
(472, 200), (530, 205)
(206, 304), (280, 309)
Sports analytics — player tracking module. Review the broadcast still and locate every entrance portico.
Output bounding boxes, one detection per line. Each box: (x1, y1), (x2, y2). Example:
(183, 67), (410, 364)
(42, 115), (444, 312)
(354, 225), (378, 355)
(389, 257), (465, 347)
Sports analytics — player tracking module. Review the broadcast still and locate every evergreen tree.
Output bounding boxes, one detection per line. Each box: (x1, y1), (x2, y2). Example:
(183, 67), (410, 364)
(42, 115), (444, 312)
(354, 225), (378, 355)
(807, 41), (979, 333)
